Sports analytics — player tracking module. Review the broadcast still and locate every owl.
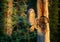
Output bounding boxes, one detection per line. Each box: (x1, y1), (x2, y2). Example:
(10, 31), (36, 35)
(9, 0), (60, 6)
(28, 8), (37, 32)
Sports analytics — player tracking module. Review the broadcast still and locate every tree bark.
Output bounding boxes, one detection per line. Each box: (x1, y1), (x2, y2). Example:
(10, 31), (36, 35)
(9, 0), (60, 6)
(37, 0), (50, 42)
(44, 0), (50, 42)
(3, 0), (13, 36)
(37, 0), (44, 42)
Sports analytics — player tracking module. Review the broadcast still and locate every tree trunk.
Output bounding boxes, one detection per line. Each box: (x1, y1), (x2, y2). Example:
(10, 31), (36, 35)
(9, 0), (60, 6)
(3, 0), (13, 36)
(44, 0), (50, 42)
(37, 0), (44, 42)
(37, 0), (50, 42)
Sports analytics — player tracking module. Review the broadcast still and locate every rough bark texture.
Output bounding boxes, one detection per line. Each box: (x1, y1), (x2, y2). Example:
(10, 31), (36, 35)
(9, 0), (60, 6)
(4, 0), (13, 36)
(37, 0), (50, 42)
(44, 0), (50, 42)
(37, 0), (44, 42)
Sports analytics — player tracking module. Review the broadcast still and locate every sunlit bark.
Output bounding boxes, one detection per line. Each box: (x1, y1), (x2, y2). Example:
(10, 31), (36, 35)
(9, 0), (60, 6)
(44, 0), (50, 42)
(37, 0), (50, 42)
(4, 0), (13, 36)
(37, 0), (44, 42)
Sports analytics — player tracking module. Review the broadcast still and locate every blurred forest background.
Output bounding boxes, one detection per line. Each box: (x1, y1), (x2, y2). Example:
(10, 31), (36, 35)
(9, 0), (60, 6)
(0, 0), (60, 42)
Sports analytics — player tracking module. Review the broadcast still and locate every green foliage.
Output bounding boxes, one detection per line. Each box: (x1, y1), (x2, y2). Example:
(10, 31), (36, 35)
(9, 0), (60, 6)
(0, 0), (59, 42)
(11, 0), (37, 41)
(12, 13), (37, 40)
(0, 0), (4, 35)
(12, 7), (18, 25)
(49, 0), (59, 42)
(0, 13), (37, 42)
